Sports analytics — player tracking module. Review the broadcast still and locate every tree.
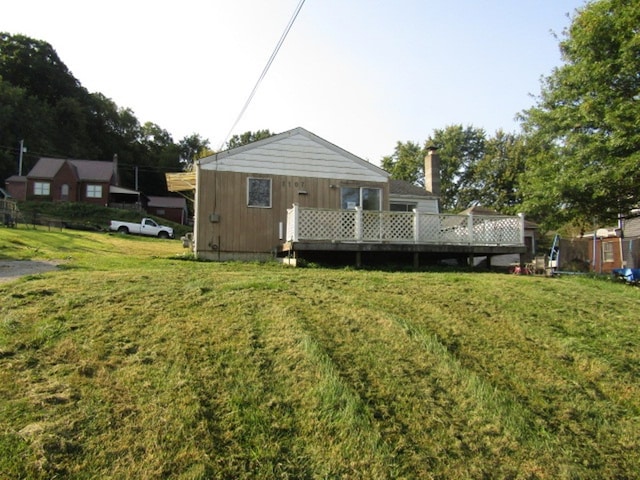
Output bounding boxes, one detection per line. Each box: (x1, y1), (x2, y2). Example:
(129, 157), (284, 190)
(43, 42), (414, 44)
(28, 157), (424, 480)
(519, 0), (640, 228)
(0, 33), (85, 105)
(381, 141), (425, 186)
(472, 131), (526, 214)
(178, 133), (211, 170)
(426, 125), (486, 212)
(381, 126), (497, 212)
(225, 129), (273, 149)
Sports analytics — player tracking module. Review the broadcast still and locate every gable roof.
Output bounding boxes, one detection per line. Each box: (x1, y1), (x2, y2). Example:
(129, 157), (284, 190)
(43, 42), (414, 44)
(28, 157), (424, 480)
(198, 127), (388, 183)
(28, 157), (115, 182)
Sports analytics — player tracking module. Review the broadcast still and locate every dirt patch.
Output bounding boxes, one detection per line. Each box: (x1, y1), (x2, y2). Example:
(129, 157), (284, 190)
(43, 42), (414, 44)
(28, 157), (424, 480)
(0, 260), (61, 283)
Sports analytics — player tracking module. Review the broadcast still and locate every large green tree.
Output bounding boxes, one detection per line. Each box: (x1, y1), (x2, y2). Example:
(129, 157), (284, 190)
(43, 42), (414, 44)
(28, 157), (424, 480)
(381, 140), (425, 187)
(519, 0), (640, 227)
(471, 131), (527, 214)
(427, 125), (486, 212)
(381, 126), (494, 212)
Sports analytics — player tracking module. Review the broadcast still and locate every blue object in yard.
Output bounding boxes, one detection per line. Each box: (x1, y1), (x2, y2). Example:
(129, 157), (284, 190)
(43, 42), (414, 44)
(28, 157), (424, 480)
(612, 268), (640, 283)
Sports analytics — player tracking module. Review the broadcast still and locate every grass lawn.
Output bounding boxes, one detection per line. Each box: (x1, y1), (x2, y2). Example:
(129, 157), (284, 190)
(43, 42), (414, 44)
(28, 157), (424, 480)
(1, 226), (639, 479)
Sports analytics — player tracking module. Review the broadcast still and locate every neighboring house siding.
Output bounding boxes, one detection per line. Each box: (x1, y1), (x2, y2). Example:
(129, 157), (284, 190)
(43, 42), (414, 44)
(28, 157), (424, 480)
(5, 177), (27, 201)
(78, 181), (109, 205)
(588, 237), (624, 273)
(147, 196), (188, 224)
(52, 161), (78, 201)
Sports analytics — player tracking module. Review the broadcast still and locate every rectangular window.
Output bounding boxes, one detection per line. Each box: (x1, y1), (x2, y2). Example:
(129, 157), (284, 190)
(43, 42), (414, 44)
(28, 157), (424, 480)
(602, 241), (614, 263)
(86, 185), (102, 198)
(340, 186), (382, 211)
(247, 178), (271, 208)
(390, 203), (417, 212)
(34, 182), (50, 196)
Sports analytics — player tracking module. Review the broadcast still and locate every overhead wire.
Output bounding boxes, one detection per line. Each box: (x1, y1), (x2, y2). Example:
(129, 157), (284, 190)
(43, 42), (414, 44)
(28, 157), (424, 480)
(219, 0), (306, 150)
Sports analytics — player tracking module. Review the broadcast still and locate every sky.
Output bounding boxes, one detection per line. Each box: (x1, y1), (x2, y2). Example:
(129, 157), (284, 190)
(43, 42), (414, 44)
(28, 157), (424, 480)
(3, 0), (587, 165)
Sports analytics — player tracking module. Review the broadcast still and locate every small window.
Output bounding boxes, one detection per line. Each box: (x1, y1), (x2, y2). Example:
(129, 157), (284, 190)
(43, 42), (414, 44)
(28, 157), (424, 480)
(602, 241), (614, 263)
(390, 203), (417, 212)
(247, 178), (271, 208)
(87, 184), (102, 198)
(34, 182), (50, 196)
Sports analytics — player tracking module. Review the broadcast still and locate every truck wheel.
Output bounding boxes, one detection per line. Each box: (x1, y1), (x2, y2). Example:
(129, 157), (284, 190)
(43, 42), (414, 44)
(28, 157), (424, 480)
(118, 226), (129, 234)
(158, 231), (169, 239)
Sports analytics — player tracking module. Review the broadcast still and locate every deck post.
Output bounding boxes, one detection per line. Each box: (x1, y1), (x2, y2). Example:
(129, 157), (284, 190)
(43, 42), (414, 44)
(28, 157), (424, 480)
(517, 213), (525, 245)
(355, 207), (363, 242)
(290, 203), (299, 242)
(467, 213), (474, 244)
(413, 209), (420, 243)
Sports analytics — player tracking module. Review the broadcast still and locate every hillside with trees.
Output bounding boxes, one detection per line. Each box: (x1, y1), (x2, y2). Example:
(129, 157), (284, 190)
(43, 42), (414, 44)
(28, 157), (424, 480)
(0, 33), (209, 196)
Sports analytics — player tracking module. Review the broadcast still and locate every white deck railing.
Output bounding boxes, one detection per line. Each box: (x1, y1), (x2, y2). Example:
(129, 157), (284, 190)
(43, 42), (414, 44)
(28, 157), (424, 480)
(286, 205), (525, 246)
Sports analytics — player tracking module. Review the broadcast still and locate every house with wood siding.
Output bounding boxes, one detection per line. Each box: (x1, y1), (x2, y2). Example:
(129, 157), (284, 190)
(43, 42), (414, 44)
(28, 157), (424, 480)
(169, 127), (525, 266)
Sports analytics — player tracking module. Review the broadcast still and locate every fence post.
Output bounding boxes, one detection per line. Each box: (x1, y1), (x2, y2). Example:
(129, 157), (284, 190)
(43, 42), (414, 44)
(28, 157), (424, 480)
(355, 207), (363, 242)
(467, 213), (474, 244)
(413, 209), (420, 243)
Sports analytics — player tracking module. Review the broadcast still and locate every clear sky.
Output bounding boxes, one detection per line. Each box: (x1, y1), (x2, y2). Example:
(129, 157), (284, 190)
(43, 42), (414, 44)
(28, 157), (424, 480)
(3, 0), (586, 165)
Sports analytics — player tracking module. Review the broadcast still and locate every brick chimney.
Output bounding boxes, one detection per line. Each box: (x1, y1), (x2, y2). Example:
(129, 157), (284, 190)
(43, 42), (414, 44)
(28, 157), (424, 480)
(424, 146), (440, 197)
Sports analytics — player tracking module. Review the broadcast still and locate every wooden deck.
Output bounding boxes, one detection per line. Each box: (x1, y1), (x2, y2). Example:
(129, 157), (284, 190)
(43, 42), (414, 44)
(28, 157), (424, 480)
(280, 239), (526, 267)
(280, 206), (526, 267)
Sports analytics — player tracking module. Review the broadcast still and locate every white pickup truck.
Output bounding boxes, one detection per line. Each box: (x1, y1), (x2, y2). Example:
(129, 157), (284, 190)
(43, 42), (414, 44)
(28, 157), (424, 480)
(109, 218), (174, 239)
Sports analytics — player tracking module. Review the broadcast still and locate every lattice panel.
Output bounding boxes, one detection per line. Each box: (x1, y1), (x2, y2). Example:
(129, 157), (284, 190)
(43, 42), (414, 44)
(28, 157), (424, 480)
(289, 207), (523, 246)
(384, 212), (414, 241)
(472, 216), (522, 244)
(297, 209), (357, 241)
(417, 214), (471, 243)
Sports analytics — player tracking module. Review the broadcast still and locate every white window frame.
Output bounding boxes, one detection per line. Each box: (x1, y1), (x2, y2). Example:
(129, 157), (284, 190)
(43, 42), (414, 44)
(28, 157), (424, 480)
(33, 182), (50, 196)
(390, 202), (417, 212)
(340, 186), (382, 211)
(247, 177), (272, 208)
(602, 241), (614, 263)
(86, 184), (102, 198)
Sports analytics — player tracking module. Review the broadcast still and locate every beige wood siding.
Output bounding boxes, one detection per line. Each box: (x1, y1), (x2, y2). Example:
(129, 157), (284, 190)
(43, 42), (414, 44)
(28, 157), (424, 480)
(195, 169), (388, 256)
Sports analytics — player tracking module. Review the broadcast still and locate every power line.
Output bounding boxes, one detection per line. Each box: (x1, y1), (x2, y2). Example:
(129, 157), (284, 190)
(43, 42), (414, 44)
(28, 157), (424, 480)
(219, 0), (306, 150)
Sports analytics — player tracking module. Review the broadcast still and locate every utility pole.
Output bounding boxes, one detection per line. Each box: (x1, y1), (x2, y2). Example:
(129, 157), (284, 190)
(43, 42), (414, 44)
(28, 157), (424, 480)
(18, 139), (27, 176)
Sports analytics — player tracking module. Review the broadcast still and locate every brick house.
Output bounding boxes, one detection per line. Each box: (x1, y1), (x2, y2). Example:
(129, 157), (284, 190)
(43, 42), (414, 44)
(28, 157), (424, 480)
(5, 156), (141, 207)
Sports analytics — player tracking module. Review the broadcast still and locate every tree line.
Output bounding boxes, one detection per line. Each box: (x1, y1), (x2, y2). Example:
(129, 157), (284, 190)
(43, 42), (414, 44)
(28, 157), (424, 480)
(385, 0), (639, 232)
(2, 0), (638, 231)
